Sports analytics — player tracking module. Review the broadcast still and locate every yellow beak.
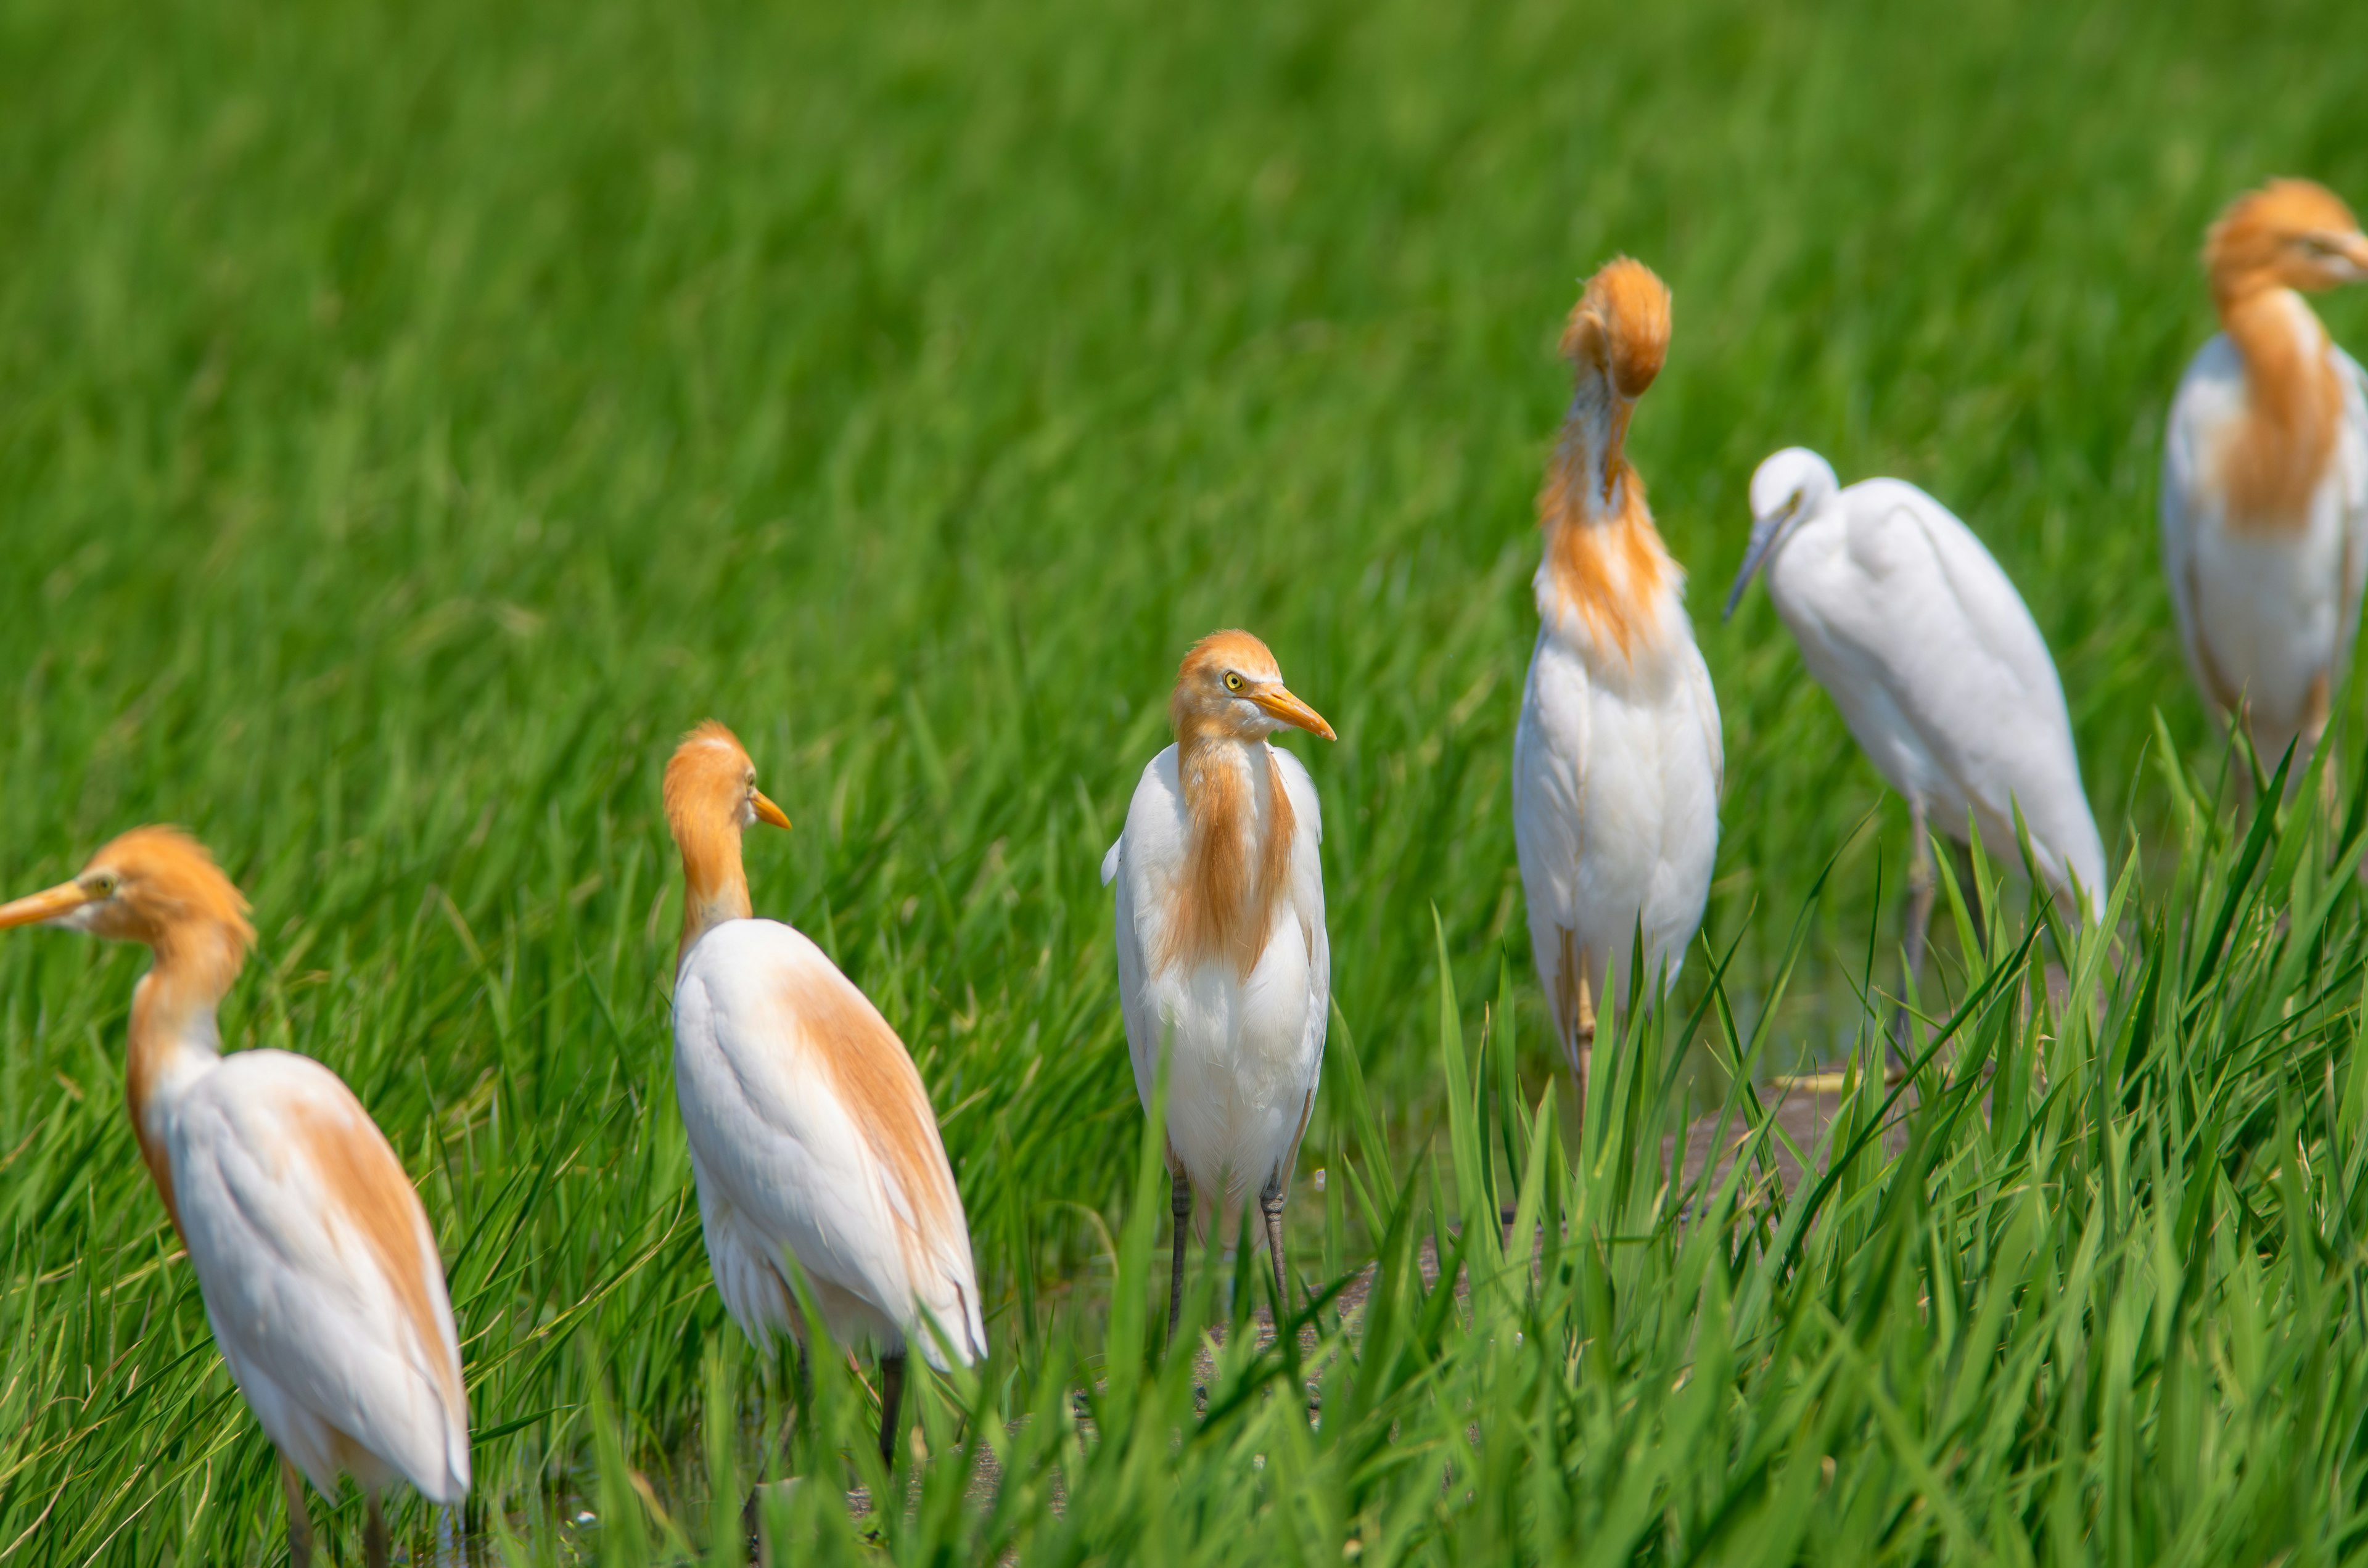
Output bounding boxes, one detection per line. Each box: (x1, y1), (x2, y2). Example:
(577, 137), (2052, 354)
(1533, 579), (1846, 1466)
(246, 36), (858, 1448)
(752, 791), (792, 831)
(1252, 684), (1338, 742)
(0, 879), (97, 930)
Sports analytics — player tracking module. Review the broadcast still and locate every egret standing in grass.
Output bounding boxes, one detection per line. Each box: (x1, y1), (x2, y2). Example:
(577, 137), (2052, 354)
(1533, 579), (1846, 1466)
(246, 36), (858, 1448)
(664, 721), (984, 1467)
(1727, 449), (2107, 1042)
(2163, 178), (2368, 779)
(1513, 258), (1722, 1115)
(0, 828), (468, 1568)
(1103, 631), (1333, 1337)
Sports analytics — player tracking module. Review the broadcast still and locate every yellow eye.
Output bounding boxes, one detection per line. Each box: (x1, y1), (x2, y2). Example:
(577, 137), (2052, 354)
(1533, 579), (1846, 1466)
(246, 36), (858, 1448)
(86, 872), (118, 898)
(1224, 672), (1245, 692)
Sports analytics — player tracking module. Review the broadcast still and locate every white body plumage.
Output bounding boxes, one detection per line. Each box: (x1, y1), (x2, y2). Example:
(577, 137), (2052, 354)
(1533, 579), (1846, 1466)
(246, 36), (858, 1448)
(672, 918), (987, 1368)
(160, 1041), (471, 1503)
(1737, 449), (2105, 919)
(1512, 580), (1723, 1023)
(1103, 739), (1329, 1217)
(2161, 319), (2368, 765)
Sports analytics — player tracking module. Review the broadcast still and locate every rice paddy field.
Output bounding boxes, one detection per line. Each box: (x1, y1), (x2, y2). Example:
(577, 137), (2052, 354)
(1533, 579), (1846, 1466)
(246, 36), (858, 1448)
(6, 0), (2368, 1559)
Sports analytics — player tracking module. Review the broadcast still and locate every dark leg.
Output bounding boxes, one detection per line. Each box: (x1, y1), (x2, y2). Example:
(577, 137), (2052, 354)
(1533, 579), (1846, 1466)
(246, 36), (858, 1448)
(364, 1493), (390, 1568)
(1890, 795), (1936, 1074)
(1168, 1168), (1192, 1344)
(1259, 1174), (1289, 1317)
(280, 1457), (314, 1568)
(877, 1352), (907, 1469)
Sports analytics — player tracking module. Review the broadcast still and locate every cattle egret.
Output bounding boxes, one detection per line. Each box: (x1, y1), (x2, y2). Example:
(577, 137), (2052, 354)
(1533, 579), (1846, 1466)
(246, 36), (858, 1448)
(0, 828), (467, 1568)
(2163, 178), (2368, 779)
(1727, 448), (2107, 1039)
(1513, 258), (1722, 1114)
(1103, 630), (1333, 1337)
(664, 721), (984, 1467)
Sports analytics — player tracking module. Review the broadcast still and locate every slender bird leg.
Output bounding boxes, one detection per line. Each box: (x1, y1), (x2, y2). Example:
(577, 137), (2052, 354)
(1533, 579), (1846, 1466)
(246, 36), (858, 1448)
(364, 1492), (391, 1568)
(1168, 1168), (1192, 1344)
(877, 1352), (907, 1470)
(280, 1457), (314, 1568)
(1572, 972), (1597, 1128)
(1890, 796), (1936, 1078)
(1259, 1172), (1289, 1321)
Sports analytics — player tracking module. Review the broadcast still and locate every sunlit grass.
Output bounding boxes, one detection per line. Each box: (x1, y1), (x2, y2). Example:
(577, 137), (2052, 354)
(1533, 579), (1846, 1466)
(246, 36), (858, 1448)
(2, 0), (2367, 1558)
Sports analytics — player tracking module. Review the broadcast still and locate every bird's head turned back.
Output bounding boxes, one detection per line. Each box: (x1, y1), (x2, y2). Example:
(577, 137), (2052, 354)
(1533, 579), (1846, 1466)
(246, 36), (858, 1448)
(662, 721), (791, 853)
(2205, 179), (2368, 299)
(1170, 630), (1337, 748)
(1561, 258), (1672, 402)
(0, 826), (254, 987)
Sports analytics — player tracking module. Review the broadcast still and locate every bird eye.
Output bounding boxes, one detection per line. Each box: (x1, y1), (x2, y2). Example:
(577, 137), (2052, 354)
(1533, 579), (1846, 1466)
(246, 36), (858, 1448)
(86, 872), (118, 898)
(1224, 672), (1245, 693)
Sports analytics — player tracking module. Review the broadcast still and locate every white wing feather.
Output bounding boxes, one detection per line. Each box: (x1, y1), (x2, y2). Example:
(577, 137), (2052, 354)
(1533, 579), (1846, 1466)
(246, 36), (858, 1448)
(673, 920), (985, 1368)
(168, 1051), (469, 1502)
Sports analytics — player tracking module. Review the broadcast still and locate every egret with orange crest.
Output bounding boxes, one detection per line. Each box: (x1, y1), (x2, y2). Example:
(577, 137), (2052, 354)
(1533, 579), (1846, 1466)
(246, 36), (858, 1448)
(2163, 179), (2368, 779)
(0, 829), (468, 1567)
(664, 721), (985, 1468)
(1512, 257), (1722, 1120)
(1103, 631), (1334, 1337)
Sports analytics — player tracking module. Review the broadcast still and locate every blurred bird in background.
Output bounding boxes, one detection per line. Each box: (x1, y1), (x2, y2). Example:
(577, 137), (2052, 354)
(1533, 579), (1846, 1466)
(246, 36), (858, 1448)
(1728, 448), (2107, 1052)
(1103, 631), (1333, 1339)
(2163, 179), (2368, 786)
(0, 829), (468, 1568)
(664, 722), (984, 1468)
(1513, 258), (1722, 1123)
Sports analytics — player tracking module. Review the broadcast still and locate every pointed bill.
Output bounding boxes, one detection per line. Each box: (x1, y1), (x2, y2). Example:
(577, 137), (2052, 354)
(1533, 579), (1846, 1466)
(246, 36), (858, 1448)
(752, 791), (792, 831)
(0, 880), (96, 930)
(1251, 685), (1337, 741)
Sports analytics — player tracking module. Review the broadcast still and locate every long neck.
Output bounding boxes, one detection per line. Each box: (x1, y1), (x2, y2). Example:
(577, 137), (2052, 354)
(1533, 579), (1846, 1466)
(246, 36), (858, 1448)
(127, 926), (239, 1235)
(2213, 282), (2342, 526)
(1537, 377), (1676, 661)
(1164, 724), (1296, 980)
(677, 823), (752, 972)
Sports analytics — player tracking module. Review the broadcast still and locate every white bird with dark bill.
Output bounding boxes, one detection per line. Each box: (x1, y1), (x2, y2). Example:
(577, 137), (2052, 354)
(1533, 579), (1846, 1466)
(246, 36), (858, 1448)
(1727, 448), (2107, 1019)
(2163, 178), (2368, 778)
(664, 721), (984, 1467)
(1513, 257), (1722, 1117)
(1103, 630), (1333, 1338)
(0, 828), (468, 1568)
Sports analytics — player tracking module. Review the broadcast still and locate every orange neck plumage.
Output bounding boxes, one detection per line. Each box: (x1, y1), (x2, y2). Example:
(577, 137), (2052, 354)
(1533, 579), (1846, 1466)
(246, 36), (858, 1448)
(2213, 283), (2342, 530)
(675, 819), (752, 972)
(1165, 721), (1296, 982)
(1539, 408), (1677, 660)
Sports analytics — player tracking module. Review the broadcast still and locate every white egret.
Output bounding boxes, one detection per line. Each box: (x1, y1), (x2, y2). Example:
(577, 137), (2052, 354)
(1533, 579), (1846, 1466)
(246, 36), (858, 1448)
(664, 721), (984, 1467)
(1102, 630), (1333, 1336)
(1727, 448), (2107, 1026)
(1512, 257), (1722, 1114)
(2162, 178), (2368, 779)
(0, 828), (469, 1567)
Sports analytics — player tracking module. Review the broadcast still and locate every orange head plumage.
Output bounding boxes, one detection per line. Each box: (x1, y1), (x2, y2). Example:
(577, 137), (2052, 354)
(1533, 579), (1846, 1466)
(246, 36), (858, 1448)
(1561, 256), (1672, 404)
(1169, 630), (1336, 752)
(662, 720), (791, 967)
(2205, 179), (2368, 305)
(1537, 257), (1683, 660)
(0, 826), (254, 997)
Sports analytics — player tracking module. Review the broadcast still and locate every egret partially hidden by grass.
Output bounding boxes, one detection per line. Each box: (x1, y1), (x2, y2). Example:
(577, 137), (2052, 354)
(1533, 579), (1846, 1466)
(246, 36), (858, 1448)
(665, 721), (985, 1468)
(1103, 631), (1334, 1336)
(0, 829), (468, 1568)
(1513, 258), (1722, 1117)
(2162, 178), (2368, 778)
(1728, 447), (2106, 1049)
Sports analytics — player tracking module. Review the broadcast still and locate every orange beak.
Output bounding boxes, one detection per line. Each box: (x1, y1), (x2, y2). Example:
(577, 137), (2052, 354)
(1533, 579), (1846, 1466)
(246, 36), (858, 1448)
(0, 879), (97, 930)
(752, 791), (792, 831)
(1251, 684), (1338, 742)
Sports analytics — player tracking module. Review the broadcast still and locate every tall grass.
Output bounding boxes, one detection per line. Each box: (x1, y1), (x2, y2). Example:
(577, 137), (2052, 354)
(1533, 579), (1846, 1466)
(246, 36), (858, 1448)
(2, 0), (2367, 1557)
